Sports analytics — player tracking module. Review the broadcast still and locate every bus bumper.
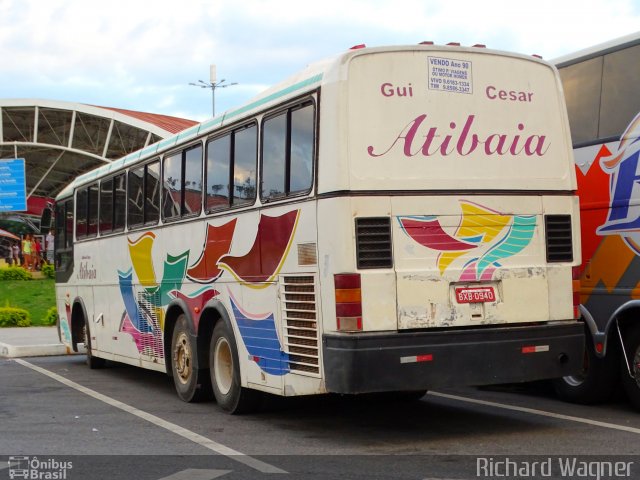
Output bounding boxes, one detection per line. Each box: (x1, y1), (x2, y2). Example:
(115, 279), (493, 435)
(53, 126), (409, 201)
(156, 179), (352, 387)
(322, 322), (585, 394)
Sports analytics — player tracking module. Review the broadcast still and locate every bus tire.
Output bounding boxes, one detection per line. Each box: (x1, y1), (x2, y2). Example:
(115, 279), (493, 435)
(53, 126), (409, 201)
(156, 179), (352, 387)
(170, 314), (211, 403)
(83, 321), (106, 369)
(209, 321), (260, 414)
(552, 328), (618, 404)
(620, 326), (640, 411)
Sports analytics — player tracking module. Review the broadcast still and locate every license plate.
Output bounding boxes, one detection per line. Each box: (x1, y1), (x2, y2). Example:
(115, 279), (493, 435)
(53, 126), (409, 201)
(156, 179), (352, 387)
(455, 286), (496, 304)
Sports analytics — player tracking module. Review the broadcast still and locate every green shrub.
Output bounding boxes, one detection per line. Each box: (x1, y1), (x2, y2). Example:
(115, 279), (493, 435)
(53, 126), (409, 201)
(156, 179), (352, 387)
(0, 267), (32, 281)
(43, 306), (58, 326)
(41, 263), (55, 279)
(0, 307), (31, 327)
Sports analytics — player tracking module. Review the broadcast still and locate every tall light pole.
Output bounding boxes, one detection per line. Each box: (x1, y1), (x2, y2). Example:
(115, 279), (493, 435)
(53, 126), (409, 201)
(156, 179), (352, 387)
(189, 64), (238, 117)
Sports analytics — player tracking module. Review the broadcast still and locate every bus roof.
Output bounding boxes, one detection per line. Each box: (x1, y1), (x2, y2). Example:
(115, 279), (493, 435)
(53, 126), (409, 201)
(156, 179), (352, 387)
(57, 43), (551, 201)
(553, 31), (640, 68)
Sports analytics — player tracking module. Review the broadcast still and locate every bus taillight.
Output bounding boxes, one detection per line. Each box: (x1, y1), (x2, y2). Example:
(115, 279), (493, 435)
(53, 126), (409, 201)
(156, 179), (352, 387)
(572, 266), (581, 319)
(334, 273), (363, 332)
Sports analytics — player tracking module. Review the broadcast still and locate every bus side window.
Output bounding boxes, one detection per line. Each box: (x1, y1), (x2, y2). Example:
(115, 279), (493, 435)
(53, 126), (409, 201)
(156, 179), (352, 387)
(100, 177), (114, 234)
(145, 161), (160, 225)
(128, 166), (144, 227)
(87, 183), (99, 237)
(163, 144), (203, 220)
(233, 125), (257, 205)
(261, 101), (315, 201)
(184, 144), (202, 216)
(290, 103), (314, 194)
(262, 113), (287, 199)
(76, 188), (88, 239)
(163, 152), (182, 220)
(54, 198), (74, 280)
(113, 173), (126, 232)
(206, 134), (231, 211)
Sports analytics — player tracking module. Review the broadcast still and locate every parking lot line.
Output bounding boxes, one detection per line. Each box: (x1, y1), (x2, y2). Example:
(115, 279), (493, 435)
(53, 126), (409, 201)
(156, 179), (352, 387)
(429, 391), (640, 435)
(14, 358), (287, 474)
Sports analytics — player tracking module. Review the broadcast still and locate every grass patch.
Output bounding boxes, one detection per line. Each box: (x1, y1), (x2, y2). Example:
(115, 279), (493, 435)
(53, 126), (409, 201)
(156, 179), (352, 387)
(0, 279), (56, 326)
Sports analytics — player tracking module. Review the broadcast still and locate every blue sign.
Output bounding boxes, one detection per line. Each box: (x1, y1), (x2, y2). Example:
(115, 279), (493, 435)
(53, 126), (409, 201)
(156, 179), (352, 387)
(0, 158), (27, 212)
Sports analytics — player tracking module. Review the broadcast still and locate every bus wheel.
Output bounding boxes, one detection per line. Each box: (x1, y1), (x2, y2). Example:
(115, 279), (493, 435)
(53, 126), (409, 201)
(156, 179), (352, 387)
(83, 322), (106, 369)
(552, 328), (618, 404)
(210, 321), (260, 414)
(621, 327), (640, 411)
(171, 314), (211, 402)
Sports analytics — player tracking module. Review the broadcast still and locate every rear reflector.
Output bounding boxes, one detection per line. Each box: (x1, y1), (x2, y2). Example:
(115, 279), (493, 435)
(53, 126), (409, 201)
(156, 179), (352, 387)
(522, 345), (550, 354)
(400, 354), (433, 364)
(335, 273), (362, 332)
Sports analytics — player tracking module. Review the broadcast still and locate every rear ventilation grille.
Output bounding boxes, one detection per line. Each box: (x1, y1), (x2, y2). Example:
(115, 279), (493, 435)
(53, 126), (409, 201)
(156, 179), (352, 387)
(134, 290), (164, 359)
(355, 217), (393, 269)
(280, 275), (320, 376)
(545, 215), (573, 262)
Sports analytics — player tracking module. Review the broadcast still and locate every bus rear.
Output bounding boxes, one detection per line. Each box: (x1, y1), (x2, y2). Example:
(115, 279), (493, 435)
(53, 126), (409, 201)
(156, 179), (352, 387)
(317, 45), (584, 393)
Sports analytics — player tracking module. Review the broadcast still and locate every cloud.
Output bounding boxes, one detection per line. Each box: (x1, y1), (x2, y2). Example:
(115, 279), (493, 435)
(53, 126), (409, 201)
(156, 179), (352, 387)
(0, 0), (639, 120)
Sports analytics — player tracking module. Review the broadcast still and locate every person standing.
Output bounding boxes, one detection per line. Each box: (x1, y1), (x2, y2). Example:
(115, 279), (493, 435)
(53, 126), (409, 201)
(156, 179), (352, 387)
(12, 242), (20, 266)
(34, 237), (42, 270)
(45, 230), (55, 264)
(22, 235), (33, 270)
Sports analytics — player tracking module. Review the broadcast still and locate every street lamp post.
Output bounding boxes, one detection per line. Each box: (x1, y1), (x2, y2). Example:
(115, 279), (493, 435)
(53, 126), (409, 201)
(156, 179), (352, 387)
(189, 64), (238, 117)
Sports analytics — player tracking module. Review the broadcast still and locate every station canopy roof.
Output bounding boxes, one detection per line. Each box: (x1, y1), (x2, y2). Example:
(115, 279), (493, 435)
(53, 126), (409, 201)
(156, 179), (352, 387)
(0, 99), (198, 202)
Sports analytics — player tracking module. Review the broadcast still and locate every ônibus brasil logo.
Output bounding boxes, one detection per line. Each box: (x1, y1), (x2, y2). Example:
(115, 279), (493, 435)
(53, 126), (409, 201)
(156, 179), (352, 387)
(8, 456), (72, 479)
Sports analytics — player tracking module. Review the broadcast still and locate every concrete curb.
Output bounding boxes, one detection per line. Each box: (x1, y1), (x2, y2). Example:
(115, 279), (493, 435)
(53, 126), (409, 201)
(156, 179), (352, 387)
(0, 342), (77, 358)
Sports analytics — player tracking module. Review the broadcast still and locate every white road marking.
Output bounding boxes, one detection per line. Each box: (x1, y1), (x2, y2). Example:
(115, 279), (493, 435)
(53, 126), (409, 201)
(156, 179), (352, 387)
(158, 468), (231, 480)
(14, 359), (287, 474)
(429, 391), (640, 435)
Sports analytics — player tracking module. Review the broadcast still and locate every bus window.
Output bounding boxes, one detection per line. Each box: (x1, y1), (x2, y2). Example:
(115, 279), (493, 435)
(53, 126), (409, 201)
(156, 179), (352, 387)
(290, 103), (314, 194)
(87, 183), (99, 237)
(65, 201), (73, 250)
(163, 144), (202, 220)
(600, 44), (640, 139)
(76, 188), (88, 239)
(113, 173), (126, 231)
(184, 145), (202, 216)
(262, 113), (286, 198)
(206, 134), (231, 211)
(54, 198), (73, 282)
(128, 166), (144, 227)
(261, 101), (315, 201)
(145, 161), (160, 225)
(233, 125), (257, 205)
(100, 177), (114, 234)
(558, 57), (602, 144)
(163, 152), (182, 220)
(55, 202), (65, 251)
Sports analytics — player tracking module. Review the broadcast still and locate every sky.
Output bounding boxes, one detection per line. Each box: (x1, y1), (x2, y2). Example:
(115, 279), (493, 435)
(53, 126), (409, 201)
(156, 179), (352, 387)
(1, 0), (639, 122)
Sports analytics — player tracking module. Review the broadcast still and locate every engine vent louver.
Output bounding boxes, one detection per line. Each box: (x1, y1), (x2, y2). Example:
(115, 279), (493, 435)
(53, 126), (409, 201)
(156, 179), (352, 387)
(355, 217), (393, 269)
(545, 215), (573, 263)
(280, 275), (320, 376)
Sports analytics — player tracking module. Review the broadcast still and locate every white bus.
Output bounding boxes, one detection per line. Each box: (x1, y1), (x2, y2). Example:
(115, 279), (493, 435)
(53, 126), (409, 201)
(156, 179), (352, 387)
(54, 43), (584, 413)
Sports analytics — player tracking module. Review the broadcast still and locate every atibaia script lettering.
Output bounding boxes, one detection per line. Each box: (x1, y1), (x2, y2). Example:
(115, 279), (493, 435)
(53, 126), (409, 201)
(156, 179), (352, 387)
(366, 114), (549, 158)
